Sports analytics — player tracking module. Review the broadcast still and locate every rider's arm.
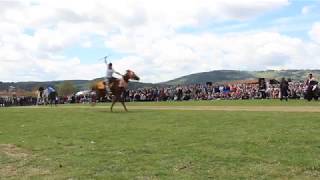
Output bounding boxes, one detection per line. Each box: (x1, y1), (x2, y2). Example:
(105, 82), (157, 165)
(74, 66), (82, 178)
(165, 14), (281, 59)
(115, 71), (122, 76)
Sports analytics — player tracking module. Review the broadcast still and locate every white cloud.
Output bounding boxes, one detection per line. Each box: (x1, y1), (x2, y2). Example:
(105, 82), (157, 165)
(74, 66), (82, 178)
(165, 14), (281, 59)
(301, 4), (320, 15)
(108, 31), (320, 82)
(309, 22), (320, 44)
(302, 6), (310, 15)
(4, 0), (320, 84)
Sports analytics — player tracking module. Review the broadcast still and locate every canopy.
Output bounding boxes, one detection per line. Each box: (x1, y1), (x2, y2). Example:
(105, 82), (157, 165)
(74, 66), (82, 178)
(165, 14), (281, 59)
(75, 90), (90, 96)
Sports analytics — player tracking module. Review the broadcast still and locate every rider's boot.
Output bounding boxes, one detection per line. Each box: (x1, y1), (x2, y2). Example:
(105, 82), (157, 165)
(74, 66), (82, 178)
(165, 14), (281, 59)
(105, 84), (112, 100)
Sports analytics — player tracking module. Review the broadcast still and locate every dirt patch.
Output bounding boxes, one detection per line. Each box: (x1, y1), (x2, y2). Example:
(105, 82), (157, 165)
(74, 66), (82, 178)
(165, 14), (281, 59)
(174, 161), (193, 172)
(0, 165), (18, 177)
(0, 144), (30, 159)
(0, 165), (51, 178)
(27, 167), (51, 176)
(0, 144), (51, 178)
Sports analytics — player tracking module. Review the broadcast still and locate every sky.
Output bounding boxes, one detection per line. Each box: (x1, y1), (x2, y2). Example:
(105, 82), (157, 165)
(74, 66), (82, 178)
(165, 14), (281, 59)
(0, 0), (320, 83)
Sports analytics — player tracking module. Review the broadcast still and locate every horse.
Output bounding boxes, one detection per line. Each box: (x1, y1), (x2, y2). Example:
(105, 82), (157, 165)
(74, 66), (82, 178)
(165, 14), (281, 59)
(91, 81), (108, 103)
(91, 70), (140, 112)
(42, 88), (58, 106)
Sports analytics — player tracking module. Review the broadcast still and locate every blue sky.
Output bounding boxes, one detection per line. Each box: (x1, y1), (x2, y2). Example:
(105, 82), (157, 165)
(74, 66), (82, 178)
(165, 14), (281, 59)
(1, 0), (320, 82)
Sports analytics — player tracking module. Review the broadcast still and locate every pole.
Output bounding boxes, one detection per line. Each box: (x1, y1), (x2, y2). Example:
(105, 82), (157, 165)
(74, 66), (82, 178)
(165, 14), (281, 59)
(104, 56), (108, 64)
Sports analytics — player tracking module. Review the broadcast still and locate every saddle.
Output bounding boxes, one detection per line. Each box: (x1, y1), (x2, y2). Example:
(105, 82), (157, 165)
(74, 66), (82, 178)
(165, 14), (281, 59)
(108, 79), (128, 89)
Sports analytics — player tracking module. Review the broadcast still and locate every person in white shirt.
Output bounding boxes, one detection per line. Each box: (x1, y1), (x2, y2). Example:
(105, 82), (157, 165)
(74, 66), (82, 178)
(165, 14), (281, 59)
(105, 60), (122, 93)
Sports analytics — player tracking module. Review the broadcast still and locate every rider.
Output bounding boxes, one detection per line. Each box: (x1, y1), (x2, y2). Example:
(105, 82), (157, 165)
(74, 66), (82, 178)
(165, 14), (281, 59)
(47, 86), (58, 105)
(47, 86), (56, 94)
(306, 73), (318, 90)
(280, 77), (289, 101)
(306, 73), (316, 84)
(105, 59), (122, 93)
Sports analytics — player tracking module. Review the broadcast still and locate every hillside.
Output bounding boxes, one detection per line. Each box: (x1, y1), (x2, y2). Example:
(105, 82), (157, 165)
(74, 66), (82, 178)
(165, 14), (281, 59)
(1, 70), (319, 92)
(0, 80), (90, 92)
(165, 70), (255, 85)
(164, 70), (320, 85)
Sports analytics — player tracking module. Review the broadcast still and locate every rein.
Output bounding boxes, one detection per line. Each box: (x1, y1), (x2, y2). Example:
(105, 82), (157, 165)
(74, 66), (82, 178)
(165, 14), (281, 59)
(123, 74), (130, 82)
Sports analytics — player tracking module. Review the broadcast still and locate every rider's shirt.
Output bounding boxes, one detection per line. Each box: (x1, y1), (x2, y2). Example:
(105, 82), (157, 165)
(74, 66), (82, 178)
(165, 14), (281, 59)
(106, 68), (115, 78)
(48, 87), (56, 93)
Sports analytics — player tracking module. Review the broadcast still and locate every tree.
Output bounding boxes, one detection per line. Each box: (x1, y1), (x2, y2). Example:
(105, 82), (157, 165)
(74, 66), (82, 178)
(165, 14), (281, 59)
(58, 81), (77, 97)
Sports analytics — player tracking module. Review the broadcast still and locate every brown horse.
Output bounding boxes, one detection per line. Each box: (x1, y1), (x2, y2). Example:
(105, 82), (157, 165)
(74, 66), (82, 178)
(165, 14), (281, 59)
(91, 70), (140, 112)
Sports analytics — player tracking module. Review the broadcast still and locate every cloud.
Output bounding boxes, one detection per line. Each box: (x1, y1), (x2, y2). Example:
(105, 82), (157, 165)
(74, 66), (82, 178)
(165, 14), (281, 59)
(301, 6), (311, 15)
(106, 31), (320, 82)
(3, 0), (320, 84)
(309, 22), (320, 44)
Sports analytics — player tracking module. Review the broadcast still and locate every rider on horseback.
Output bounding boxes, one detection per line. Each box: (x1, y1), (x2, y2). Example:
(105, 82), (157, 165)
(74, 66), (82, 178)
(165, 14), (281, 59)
(105, 59), (122, 94)
(307, 73), (316, 82)
(305, 73), (319, 101)
(306, 73), (317, 91)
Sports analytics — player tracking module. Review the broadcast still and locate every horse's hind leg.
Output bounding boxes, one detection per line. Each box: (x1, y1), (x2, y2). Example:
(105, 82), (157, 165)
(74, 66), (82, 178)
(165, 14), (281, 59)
(120, 97), (128, 112)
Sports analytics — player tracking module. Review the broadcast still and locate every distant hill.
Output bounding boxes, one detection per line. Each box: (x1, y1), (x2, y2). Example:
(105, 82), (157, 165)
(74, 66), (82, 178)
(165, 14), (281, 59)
(0, 80), (90, 92)
(164, 70), (320, 85)
(164, 70), (255, 85)
(1, 70), (319, 92)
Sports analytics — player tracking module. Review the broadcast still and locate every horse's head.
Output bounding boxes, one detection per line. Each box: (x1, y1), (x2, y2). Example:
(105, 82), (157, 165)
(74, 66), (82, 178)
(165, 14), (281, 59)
(125, 70), (140, 81)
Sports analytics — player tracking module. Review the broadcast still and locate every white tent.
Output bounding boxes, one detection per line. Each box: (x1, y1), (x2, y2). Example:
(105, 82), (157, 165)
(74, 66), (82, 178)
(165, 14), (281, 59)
(75, 90), (90, 96)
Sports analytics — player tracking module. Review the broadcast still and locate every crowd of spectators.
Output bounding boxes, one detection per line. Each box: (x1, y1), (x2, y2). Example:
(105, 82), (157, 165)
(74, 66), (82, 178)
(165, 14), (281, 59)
(0, 96), (37, 107)
(0, 80), (315, 107)
(125, 81), (307, 102)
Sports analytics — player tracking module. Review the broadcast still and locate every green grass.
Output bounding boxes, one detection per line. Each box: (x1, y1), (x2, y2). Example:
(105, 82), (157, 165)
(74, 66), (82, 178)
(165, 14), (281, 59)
(1, 101), (320, 179)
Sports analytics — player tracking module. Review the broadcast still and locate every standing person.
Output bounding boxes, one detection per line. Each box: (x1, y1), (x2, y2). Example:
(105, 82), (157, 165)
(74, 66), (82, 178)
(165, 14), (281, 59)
(259, 78), (267, 99)
(37, 86), (44, 105)
(105, 59), (122, 94)
(38, 87), (44, 98)
(176, 86), (183, 101)
(280, 77), (289, 101)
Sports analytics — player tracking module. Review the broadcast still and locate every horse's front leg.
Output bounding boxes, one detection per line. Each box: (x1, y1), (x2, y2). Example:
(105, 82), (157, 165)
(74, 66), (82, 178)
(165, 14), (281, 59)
(110, 95), (117, 112)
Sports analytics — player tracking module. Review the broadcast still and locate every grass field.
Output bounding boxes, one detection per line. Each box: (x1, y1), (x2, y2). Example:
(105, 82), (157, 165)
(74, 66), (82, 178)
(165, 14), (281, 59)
(1, 100), (320, 179)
